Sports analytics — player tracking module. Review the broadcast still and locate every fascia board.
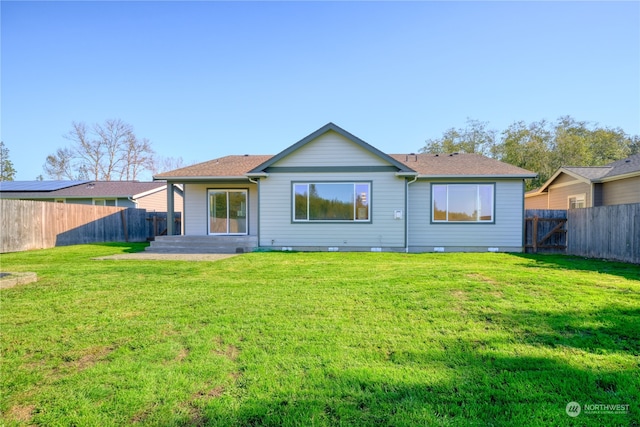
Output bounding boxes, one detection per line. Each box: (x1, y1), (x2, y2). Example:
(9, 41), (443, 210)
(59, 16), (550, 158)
(595, 170), (640, 183)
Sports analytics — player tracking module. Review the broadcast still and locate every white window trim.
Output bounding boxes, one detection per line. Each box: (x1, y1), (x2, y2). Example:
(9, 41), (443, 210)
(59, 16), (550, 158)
(93, 199), (118, 206)
(567, 193), (586, 209)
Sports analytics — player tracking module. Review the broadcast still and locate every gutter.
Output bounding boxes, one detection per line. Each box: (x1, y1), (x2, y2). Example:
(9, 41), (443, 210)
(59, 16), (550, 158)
(405, 175), (419, 253)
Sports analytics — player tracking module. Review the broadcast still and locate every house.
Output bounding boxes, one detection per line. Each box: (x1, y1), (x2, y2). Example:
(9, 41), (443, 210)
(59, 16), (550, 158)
(525, 154), (640, 209)
(0, 180), (183, 213)
(153, 123), (536, 253)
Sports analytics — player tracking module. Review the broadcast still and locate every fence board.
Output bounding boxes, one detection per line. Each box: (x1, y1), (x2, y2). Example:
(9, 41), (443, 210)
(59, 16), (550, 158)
(524, 209), (567, 254)
(567, 203), (640, 264)
(0, 200), (151, 253)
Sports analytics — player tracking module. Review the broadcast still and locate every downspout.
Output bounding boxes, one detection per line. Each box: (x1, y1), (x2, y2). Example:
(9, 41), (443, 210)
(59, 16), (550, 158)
(248, 178), (259, 247)
(405, 175), (419, 253)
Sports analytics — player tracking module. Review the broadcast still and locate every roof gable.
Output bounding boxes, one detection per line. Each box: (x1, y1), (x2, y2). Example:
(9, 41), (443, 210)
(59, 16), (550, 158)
(248, 123), (415, 175)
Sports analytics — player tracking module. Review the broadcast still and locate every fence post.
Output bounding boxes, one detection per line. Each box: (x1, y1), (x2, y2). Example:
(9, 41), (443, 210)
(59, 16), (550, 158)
(120, 210), (129, 242)
(532, 216), (538, 253)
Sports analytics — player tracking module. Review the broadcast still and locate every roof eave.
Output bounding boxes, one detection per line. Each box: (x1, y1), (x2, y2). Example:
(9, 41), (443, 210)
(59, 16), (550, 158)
(594, 170), (640, 183)
(416, 174), (538, 179)
(154, 176), (254, 182)
(245, 172), (269, 178)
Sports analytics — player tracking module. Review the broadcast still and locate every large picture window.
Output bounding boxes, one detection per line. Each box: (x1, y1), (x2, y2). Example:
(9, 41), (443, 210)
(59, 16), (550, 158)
(293, 182), (370, 222)
(432, 184), (494, 223)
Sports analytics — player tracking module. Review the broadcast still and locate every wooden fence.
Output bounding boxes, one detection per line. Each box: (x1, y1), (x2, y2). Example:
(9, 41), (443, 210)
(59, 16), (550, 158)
(146, 212), (182, 238)
(1, 199), (148, 253)
(524, 209), (567, 254)
(567, 203), (640, 264)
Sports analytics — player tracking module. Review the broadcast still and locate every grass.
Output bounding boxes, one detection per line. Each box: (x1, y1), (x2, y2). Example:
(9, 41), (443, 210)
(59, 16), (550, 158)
(1, 243), (639, 426)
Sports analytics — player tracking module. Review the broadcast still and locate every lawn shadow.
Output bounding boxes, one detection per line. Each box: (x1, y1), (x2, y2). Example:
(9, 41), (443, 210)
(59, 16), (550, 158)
(510, 253), (640, 282)
(200, 351), (638, 427)
(489, 306), (640, 356)
(86, 242), (149, 253)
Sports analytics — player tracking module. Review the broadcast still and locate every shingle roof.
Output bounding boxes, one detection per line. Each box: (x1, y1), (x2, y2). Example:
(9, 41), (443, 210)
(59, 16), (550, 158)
(0, 180), (90, 192)
(52, 181), (166, 197)
(527, 153), (640, 195)
(390, 153), (536, 177)
(559, 154), (640, 181)
(154, 152), (535, 179)
(563, 167), (612, 180)
(602, 153), (640, 178)
(154, 155), (274, 179)
(0, 181), (167, 199)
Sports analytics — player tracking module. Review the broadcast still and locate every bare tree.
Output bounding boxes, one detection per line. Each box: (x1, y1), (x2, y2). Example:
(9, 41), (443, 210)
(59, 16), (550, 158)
(121, 137), (154, 180)
(152, 155), (187, 175)
(44, 119), (155, 181)
(43, 147), (78, 180)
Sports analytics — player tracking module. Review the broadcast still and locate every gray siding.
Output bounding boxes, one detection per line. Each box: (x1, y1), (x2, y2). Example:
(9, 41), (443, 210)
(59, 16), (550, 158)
(258, 172), (406, 249)
(184, 182), (258, 236)
(602, 176), (640, 205)
(272, 131), (390, 167)
(407, 179), (525, 252)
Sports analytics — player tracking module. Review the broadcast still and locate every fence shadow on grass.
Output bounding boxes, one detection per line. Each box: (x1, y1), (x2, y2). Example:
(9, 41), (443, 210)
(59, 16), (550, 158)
(487, 306), (640, 356)
(199, 352), (637, 427)
(85, 242), (149, 254)
(510, 253), (640, 282)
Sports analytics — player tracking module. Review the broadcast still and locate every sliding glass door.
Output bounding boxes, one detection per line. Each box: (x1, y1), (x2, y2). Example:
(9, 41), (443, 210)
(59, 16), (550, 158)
(208, 190), (247, 235)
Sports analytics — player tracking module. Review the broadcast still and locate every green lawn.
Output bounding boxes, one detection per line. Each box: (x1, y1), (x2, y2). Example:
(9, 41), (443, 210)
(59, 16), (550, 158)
(1, 244), (639, 426)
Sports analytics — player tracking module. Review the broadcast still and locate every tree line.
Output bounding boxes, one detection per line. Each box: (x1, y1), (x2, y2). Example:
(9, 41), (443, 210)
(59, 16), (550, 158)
(2, 116), (638, 186)
(420, 116), (639, 190)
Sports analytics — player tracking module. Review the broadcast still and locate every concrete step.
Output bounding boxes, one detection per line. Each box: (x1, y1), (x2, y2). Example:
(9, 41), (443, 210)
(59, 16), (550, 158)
(146, 235), (258, 254)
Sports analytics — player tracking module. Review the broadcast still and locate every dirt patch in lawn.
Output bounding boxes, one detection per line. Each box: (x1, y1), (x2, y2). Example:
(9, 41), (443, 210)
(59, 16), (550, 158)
(0, 272), (38, 289)
(5, 404), (35, 423)
(93, 253), (239, 262)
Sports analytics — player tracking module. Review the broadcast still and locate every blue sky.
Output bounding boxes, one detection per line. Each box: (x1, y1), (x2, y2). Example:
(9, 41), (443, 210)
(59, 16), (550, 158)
(2, 1), (639, 181)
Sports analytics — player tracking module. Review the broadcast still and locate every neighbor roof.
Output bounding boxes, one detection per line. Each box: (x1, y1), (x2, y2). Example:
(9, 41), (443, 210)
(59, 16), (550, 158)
(0, 180), (90, 192)
(0, 181), (168, 199)
(529, 153), (640, 195)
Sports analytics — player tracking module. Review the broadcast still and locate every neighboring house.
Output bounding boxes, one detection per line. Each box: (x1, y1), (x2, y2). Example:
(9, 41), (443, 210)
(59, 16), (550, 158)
(525, 154), (640, 209)
(0, 180), (183, 213)
(154, 123), (536, 253)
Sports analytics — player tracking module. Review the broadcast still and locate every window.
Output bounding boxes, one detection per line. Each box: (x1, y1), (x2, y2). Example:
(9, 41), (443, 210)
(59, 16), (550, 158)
(293, 182), (370, 222)
(568, 194), (586, 209)
(208, 190), (248, 234)
(93, 199), (117, 206)
(432, 184), (494, 223)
